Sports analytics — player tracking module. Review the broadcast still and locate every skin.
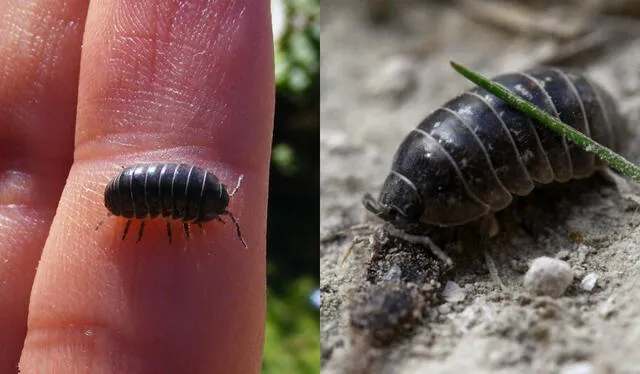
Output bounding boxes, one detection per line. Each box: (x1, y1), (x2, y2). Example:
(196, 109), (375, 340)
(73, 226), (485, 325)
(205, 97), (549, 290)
(0, 0), (273, 372)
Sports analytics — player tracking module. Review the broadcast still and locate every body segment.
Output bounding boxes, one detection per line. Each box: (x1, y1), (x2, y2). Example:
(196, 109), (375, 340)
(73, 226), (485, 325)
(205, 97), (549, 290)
(363, 68), (625, 230)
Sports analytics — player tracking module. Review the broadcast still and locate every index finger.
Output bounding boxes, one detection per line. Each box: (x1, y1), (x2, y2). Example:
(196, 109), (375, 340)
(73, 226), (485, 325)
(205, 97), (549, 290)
(20, 1), (273, 373)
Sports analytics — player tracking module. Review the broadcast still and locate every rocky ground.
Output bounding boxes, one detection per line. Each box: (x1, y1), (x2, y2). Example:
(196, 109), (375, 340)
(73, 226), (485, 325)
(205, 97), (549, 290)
(320, 1), (640, 373)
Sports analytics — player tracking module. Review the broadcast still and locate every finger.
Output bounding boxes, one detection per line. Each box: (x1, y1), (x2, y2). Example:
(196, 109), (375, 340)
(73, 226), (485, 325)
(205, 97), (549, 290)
(0, 0), (87, 370)
(20, 0), (273, 373)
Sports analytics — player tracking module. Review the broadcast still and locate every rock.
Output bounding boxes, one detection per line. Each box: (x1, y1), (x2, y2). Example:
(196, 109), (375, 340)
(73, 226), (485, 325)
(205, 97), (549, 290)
(442, 281), (465, 302)
(580, 273), (599, 292)
(523, 256), (573, 298)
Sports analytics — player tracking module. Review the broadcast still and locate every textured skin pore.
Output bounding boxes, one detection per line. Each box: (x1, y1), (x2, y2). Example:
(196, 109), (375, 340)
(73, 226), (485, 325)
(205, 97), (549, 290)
(375, 68), (624, 227)
(104, 163), (229, 223)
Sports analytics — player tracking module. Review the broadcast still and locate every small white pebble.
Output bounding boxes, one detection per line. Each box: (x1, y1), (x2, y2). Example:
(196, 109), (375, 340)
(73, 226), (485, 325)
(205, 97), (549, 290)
(580, 273), (599, 292)
(523, 256), (573, 298)
(442, 281), (465, 302)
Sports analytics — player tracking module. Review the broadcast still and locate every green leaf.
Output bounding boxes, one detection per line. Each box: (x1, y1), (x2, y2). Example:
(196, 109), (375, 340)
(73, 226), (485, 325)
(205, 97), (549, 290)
(450, 61), (640, 183)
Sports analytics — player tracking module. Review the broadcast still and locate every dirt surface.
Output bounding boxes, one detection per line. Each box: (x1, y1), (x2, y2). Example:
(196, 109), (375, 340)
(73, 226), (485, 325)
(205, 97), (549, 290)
(320, 1), (640, 373)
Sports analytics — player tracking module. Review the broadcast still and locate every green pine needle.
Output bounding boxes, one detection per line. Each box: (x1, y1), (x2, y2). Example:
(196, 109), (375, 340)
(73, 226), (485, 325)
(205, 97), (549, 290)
(449, 61), (640, 183)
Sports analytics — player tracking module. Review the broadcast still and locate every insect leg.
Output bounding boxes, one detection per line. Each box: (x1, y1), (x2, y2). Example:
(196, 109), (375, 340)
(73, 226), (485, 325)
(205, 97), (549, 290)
(337, 223), (380, 264)
(95, 213), (112, 231)
(136, 221), (146, 243)
(601, 168), (640, 206)
(166, 221), (172, 243)
(384, 224), (453, 268)
(230, 175), (244, 197)
(476, 214), (500, 238)
(122, 220), (132, 241)
(341, 235), (371, 265)
(183, 223), (191, 238)
(225, 211), (247, 248)
(484, 249), (507, 291)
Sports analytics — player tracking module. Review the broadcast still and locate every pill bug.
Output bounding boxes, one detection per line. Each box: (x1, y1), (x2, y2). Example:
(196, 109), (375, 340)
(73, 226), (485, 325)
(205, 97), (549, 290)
(98, 163), (247, 248)
(363, 67), (626, 232)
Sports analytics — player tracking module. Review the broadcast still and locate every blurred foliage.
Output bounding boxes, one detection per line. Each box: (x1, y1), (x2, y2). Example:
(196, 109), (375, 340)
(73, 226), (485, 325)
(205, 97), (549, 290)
(262, 275), (319, 373)
(262, 0), (319, 373)
(272, 143), (301, 177)
(267, 0), (319, 282)
(273, 0), (319, 105)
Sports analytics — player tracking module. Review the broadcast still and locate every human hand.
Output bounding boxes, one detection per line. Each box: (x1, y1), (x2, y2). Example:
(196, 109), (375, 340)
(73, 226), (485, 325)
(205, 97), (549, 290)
(0, 0), (273, 372)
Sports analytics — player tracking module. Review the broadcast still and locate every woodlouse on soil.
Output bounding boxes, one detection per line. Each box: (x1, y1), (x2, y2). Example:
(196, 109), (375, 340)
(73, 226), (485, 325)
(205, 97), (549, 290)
(363, 67), (626, 235)
(97, 163), (247, 248)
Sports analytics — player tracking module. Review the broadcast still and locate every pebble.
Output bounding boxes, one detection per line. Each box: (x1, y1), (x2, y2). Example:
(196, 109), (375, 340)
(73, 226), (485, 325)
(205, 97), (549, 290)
(523, 257), (573, 298)
(580, 273), (599, 292)
(442, 281), (465, 302)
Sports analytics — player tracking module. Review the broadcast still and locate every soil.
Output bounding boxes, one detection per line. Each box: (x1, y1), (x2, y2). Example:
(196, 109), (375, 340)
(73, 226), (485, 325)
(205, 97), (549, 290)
(320, 1), (640, 373)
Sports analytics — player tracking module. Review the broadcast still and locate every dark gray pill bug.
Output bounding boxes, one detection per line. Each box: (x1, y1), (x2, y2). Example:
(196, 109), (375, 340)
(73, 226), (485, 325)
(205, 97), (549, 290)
(363, 67), (626, 231)
(97, 163), (247, 248)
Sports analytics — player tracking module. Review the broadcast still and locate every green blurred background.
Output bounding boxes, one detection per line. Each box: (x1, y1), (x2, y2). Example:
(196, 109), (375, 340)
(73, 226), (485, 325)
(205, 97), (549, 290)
(262, 0), (319, 373)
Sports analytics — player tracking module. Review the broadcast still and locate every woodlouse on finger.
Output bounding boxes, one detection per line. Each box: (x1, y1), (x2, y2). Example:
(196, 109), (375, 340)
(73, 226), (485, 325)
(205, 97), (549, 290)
(363, 67), (626, 234)
(97, 163), (247, 248)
